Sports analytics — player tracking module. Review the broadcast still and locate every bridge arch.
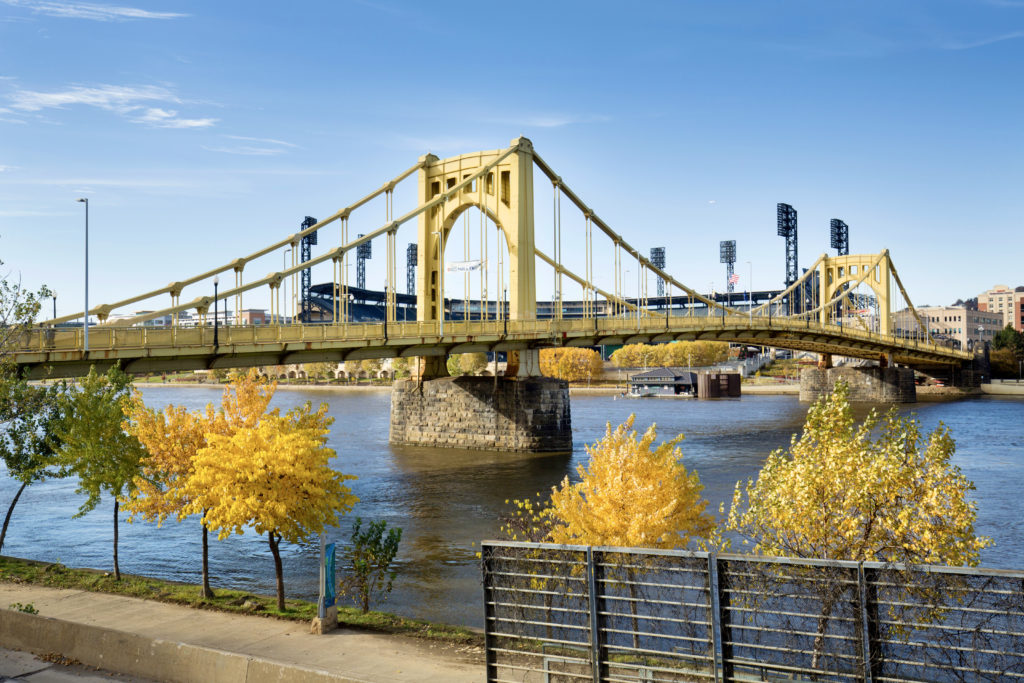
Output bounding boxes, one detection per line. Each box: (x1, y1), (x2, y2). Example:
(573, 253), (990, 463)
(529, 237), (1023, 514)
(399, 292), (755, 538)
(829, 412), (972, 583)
(416, 138), (536, 324)
(819, 252), (892, 335)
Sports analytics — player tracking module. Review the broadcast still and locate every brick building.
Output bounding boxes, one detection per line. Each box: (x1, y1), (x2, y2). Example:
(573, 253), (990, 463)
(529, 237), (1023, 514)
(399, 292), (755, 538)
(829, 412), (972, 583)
(978, 284), (1024, 332)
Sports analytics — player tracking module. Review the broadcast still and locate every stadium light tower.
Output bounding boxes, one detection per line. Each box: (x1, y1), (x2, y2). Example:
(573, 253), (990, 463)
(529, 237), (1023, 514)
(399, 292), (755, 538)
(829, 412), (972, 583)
(649, 247), (665, 297)
(777, 203), (798, 288)
(830, 219), (849, 256)
(720, 240), (737, 305)
(356, 234), (372, 290)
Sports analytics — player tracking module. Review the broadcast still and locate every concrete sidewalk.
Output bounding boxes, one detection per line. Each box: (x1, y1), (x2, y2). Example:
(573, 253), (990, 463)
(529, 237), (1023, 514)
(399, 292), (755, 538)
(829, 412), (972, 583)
(0, 584), (484, 683)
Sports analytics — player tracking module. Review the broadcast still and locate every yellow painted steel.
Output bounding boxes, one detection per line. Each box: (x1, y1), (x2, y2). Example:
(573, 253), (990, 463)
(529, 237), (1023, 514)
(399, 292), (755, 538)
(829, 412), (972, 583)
(19, 138), (969, 379)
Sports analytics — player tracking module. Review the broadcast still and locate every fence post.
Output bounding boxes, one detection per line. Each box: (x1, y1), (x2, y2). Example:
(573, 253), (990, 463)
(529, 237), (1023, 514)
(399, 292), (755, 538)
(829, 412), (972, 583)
(586, 547), (606, 683)
(708, 553), (733, 682)
(481, 544), (498, 683)
(857, 563), (879, 683)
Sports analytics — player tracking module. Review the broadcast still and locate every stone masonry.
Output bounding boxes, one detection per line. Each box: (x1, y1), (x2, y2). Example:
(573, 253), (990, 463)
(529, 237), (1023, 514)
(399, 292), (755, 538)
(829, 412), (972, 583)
(389, 376), (572, 453)
(800, 366), (917, 403)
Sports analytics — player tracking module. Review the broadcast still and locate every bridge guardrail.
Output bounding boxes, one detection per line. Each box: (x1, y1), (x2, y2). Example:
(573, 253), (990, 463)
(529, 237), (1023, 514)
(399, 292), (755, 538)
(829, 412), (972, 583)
(17, 315), (971, 363)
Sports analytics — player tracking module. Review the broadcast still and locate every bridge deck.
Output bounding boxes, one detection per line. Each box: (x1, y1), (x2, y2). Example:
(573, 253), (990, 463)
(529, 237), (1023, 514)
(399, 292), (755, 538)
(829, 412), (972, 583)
(15, 317), (972, 379)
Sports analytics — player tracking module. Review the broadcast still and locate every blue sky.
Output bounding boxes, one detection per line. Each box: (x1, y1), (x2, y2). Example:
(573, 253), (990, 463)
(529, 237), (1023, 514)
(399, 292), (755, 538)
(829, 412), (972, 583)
(1, 0), (1022, 318)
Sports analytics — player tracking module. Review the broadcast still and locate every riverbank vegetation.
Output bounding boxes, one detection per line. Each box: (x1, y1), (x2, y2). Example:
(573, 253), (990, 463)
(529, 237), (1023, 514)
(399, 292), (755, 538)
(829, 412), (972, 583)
(0, 555), (481, 646)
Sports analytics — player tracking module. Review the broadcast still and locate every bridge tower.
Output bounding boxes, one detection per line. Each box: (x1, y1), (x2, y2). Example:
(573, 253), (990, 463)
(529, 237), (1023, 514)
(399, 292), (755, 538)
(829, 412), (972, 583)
(415, 137), (539, 375)
(818, 252), (892, 335)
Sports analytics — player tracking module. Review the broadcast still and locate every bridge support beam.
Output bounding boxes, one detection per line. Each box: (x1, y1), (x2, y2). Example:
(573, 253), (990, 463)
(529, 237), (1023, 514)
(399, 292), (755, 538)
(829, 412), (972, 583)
(800, 366), (916, 403)
(389, 376), (571, 453)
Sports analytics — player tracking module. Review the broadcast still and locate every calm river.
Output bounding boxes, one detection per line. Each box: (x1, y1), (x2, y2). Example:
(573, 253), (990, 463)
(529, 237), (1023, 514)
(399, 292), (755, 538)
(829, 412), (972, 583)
(1, 387), (1021, 627)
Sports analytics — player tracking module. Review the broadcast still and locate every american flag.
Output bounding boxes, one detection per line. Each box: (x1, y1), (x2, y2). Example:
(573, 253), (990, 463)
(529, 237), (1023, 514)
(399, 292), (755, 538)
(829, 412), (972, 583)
(728, 273), (740, 285)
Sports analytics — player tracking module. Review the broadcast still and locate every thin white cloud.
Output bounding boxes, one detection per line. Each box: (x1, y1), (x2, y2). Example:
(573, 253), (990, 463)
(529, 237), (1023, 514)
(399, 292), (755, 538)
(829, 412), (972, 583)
(225, 135), (297, 148)
(485, 113), (611, 129)
(204, 135), (297, 155)
(941, 31), (1024, 50)
(6, 84), (217, 128)
(0, 0), (187, 21)
(134, 107), (216, 128)
(202, 145), (288, 156)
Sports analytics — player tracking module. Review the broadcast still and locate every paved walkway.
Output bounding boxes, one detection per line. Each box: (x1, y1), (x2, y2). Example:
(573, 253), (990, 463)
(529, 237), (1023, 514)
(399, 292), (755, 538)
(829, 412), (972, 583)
(0, 584), (484, 683)
(1, 646), (157, 682)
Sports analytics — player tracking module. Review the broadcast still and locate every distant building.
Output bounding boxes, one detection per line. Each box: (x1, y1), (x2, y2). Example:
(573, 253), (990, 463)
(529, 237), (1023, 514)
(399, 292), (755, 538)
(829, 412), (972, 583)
(978, 285), (1024, 332)
(240, 309), (268, 325)
(904, 305), (1003, 350)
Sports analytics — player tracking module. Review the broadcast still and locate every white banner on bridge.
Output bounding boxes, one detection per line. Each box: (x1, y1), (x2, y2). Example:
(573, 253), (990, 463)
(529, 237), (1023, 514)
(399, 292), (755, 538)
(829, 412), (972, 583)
(446, 260), (484, 273)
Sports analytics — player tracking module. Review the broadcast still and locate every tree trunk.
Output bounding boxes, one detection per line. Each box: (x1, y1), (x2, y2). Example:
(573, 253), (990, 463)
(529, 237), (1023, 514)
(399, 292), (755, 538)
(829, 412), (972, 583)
(0, 481), (27, 553)
(810, 598), (836, 671)
(113, 499), (121, 581)
(200, 516), (214, 599)
(268, 531), (285, 612)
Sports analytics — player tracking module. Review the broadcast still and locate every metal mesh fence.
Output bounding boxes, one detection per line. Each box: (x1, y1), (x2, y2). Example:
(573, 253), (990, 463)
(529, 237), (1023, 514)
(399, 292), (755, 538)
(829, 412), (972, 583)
(481, 541), (1024, 683)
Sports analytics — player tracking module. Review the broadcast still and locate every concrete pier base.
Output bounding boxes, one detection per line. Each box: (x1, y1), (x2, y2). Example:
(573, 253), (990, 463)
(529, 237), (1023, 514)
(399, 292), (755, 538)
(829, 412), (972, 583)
(800, 366), (917, 403)
(389, 376), (572, 453)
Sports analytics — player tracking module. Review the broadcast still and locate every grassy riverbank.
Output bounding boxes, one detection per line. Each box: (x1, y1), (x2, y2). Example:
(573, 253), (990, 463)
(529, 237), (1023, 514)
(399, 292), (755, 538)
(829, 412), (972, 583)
(0, 555), (482, 647)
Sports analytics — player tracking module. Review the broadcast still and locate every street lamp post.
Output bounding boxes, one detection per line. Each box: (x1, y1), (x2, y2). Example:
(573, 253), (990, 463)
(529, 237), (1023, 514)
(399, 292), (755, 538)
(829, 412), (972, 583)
(283, 248), (291, 323)
(76, 198), (89, 352)
(213, 276), (220, 348)
(746, 261), (752, 324)
(52, 292), (57, 321)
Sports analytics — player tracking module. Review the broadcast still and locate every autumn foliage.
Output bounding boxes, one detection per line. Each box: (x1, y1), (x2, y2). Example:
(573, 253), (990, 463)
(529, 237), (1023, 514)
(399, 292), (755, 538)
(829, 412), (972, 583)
(546, 415), (713, 549)
(184, 376), (358, 610)
(726, 382), (991, 566)
(609, 341), (729, 369)
(539, 348), (604, 383)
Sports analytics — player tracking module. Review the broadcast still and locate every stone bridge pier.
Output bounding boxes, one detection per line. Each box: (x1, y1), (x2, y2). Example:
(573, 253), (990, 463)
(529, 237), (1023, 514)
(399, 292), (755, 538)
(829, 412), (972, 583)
(800, 366), (917, 402)
(388, 351), (572, 453)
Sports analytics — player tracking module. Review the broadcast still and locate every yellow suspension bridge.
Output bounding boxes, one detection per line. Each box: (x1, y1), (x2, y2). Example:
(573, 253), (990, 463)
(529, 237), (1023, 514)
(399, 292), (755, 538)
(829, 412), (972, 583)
(12, 137), (971, 380)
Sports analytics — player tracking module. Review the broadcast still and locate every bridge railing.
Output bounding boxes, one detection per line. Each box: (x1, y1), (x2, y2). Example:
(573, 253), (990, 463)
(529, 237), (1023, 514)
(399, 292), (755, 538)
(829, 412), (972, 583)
(482, 540), (1024, 683)
(17, 315), (971, 362)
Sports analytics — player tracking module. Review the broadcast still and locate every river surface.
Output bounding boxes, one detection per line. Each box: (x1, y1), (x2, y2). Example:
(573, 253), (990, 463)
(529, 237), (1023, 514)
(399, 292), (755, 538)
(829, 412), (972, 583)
(1, 387), (1021, 627)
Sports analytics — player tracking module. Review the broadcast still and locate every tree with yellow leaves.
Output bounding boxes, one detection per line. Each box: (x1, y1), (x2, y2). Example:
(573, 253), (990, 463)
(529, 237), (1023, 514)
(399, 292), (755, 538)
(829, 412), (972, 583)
(540, 348), (604, 383)
(123, 370), (279, 597)
(123, 399), (213, 594)
(185, 399), (358, 611)
(726, 381), (990, 565)
(547, 414), (713, 548)
(725, 381), (991, 666)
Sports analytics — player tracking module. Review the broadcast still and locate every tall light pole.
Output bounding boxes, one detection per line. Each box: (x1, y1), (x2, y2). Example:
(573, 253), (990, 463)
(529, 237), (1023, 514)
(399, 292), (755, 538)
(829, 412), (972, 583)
(213, 276), (220, 348)
(746, 261), (752, 324)
(76, 198), (89, 352)
(283, 248), (291, 322)
(52, 291), (57, 321)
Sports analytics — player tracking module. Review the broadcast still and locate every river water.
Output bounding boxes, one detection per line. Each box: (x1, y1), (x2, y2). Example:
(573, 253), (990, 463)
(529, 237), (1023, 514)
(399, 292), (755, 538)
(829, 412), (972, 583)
(1, 387), (1021, 627)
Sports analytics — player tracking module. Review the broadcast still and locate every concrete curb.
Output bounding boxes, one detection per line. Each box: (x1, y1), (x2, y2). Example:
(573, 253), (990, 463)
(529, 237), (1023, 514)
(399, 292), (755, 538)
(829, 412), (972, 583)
(0, 609), (368, 683)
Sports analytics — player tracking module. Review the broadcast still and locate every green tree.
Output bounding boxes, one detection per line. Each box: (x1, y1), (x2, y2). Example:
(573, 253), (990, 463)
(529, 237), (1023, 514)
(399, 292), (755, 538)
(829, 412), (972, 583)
(341, 517), (403, 613)
(459, 352), (488, 376)
(446, 355), (466, 377)
(992, 324), (1024, 356)
(0, 378), (65, 552)
(0, 267), (45, 371)
(305, 362), (335, 381)
(391, 356), (410, 378)
(52, 366), (146, 581)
